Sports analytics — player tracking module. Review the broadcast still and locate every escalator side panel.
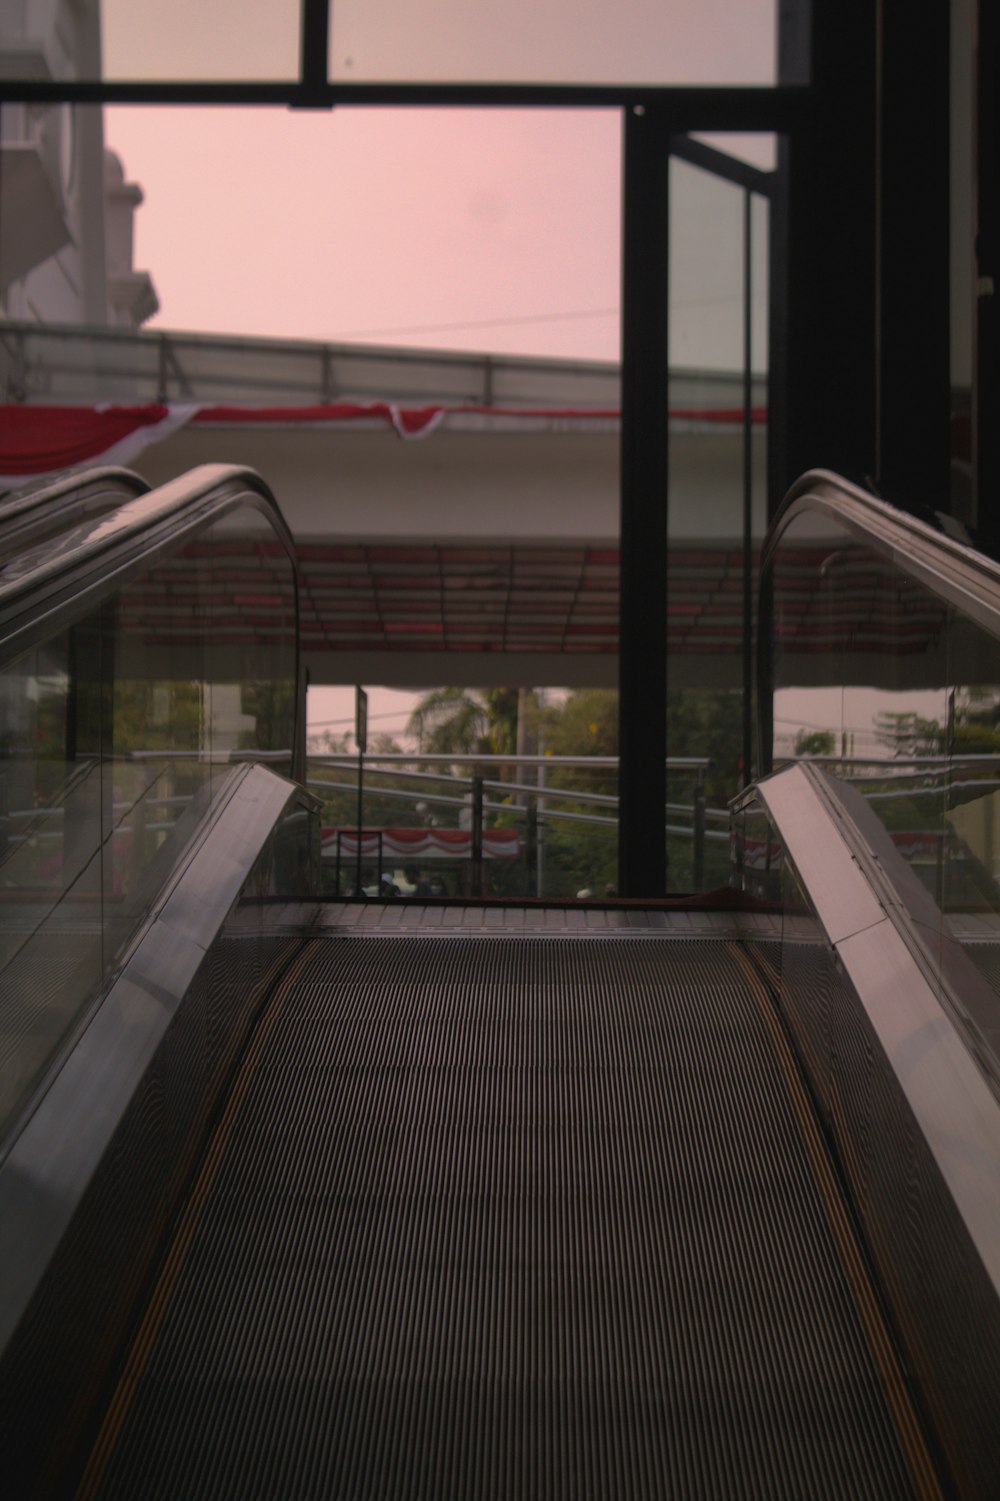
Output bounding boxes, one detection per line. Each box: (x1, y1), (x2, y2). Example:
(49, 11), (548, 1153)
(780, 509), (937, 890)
(745, 763), (1000, 1501)
(0, 767), (315, 1498)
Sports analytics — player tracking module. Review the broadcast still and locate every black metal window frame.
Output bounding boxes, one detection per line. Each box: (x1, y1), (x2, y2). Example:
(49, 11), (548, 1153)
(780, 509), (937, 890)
(1, 7), (814, 899)
(0, 80), (809, 116)
(0, 0), (811, 116)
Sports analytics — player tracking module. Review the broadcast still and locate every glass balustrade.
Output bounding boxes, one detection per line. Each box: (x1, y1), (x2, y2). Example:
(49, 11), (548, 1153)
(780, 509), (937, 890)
(0, 481), (299, 1144)
(306, 752), (720, 899)
(759, 475), (1000, 1056)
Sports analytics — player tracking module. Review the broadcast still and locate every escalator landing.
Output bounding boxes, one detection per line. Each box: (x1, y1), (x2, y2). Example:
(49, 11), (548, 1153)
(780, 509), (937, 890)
(79, 934), (941, 1501)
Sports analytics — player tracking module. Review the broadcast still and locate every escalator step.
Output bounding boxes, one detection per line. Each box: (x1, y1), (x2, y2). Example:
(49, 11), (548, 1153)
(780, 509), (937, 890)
(83, 936), (937, 1501)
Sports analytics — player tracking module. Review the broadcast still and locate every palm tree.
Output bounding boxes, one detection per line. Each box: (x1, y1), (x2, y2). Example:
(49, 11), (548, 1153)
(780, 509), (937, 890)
(407, 687), (488, 755)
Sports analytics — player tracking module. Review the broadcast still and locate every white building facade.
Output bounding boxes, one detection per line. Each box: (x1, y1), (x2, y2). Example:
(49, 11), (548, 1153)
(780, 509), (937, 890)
(0, 0), (156, 327)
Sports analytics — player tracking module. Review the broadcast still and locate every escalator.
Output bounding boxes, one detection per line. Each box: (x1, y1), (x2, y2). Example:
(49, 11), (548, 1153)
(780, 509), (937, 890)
(0, 468), (149, 573)
(1, 468), (999, 1499)
(74, 925), (942, 1501)
(0, 464), (301, 1148)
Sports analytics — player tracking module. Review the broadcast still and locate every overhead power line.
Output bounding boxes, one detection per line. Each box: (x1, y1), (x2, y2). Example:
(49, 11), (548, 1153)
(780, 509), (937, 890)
(328, 307), (620, 339)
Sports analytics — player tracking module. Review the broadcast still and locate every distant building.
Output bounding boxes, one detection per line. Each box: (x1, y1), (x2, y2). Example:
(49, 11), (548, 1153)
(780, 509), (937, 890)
(0, 0), (157, 327)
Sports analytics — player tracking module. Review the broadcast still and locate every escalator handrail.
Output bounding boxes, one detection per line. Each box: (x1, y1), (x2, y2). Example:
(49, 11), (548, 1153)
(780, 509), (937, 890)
(0, 463), (298, 664)
(758, 469), (1000, 773)
(0, 466), (149, 549)
(763, 469), (1000, 629)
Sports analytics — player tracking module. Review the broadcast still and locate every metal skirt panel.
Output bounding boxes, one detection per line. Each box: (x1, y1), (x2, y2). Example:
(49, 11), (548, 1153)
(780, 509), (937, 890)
(84, 937), (936, 1501)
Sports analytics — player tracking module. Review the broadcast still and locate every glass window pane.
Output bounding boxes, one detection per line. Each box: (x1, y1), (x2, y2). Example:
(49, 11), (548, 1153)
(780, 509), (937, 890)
(0, 623), (106, 1141)
(308, 684), (619, 901)
(328, 1), (777, 87)
(102, 0), (301, 81)
(690, 133), (779, 171)
(0, 491), (298, 1143)
(766, 500), (1000, 1075)
(1, 1), (781, 88)
(0, 1), (302, 85)
(666, 147), (770, 891)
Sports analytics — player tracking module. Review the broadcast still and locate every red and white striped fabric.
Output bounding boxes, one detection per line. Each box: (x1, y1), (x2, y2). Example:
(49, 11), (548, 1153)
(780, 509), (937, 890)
(0, 401), (764, 486)
(322, 826), (521, 860)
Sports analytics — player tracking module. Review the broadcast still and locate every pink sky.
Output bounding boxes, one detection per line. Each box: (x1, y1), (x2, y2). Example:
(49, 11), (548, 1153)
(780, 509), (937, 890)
(101, 106), (627, 739)
(105, 106), (773, 370)
(100, 1), (775, 362)
(105, 107), (623, 362)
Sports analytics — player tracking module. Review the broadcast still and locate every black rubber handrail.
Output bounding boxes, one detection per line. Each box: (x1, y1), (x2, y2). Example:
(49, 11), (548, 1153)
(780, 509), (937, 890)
(0, 463), (303, 783)
(0, 467), (149, 558)
(757, 469), (1000, 773)
(0, 463), (298, 662)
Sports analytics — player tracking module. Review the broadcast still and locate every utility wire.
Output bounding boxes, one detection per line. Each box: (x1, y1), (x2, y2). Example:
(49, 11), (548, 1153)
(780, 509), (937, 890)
(329, 307), (619, 339)
(329, 289), (763, 343)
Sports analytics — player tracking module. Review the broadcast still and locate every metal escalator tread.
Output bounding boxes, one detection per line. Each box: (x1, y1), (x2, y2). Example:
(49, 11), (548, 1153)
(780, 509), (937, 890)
(82, 936), (939, 1500)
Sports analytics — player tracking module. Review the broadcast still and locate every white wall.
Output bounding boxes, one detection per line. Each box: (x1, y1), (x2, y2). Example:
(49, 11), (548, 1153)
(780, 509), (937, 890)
(133, 423), (767, 547)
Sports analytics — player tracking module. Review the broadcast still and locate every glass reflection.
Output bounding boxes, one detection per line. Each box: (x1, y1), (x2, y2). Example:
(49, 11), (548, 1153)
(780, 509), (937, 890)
(102, 0), (301, 82)
(666, 147), (770, 889)
(765, 494), (1000, 1052)
(0, 494), (298, 1145)
(327, 0), (777, 87)
(0, 0), (780, 88)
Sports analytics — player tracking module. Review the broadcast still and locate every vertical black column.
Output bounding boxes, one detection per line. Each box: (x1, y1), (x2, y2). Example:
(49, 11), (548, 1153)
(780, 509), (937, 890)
(878, 1), (951, 515)
(769, 0), (879, 512)
(772, 2), (952, 521)
(977, 0), (1000, 543)
(741, 189), (755, 783)
(300, 0), (331, 98)
(619, 107), (670, 897)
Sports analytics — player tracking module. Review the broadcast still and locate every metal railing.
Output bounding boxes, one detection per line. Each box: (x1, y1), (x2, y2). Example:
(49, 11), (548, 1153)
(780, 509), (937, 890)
(307, 752), (726, 898)
(0, 320), (622, 409)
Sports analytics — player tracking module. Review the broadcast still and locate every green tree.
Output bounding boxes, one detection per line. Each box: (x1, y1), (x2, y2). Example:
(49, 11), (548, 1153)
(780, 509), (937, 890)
(239, 679), (296, 755)
(113, 679), (204, 754)
(532, 690), (619, 896)
(874, 710), (944, 757)
(407, 687), (488, 755)
(538, 689), (617, 795)
(406, 685), (537, 760)
(482, 687), (520, 755)
(310, 732), (418, 832)
(309, 728), (350, 754)
(662, 688), (744, 889)
(794, 728), (836, 757)
(951, 688), (1000, 753)
(541, 688), (617, 756)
